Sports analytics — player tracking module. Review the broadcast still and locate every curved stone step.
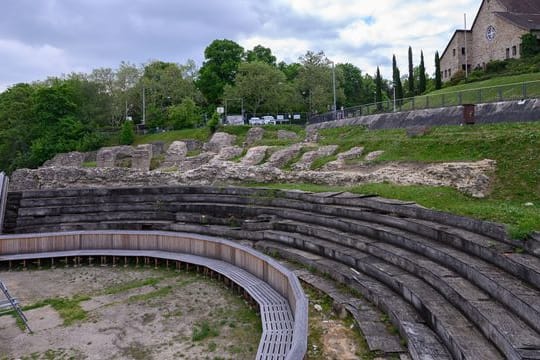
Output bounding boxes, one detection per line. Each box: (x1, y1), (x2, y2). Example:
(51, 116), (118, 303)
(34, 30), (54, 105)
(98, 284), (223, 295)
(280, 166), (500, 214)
(286, 265), (406, 355)
(255, 241), (452, 360)
(260, 231), (504, 360)
(267, 225), (540, 359)
(273, 219), (540, 336)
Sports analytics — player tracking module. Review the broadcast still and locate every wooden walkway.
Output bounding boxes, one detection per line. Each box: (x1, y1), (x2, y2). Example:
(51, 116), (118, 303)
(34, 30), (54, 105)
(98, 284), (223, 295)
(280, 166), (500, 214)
(0, 232), (308, 360)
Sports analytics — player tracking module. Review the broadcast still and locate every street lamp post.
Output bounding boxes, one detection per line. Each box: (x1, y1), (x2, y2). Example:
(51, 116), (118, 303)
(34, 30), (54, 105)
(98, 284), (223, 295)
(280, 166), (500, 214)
(331, 61), (337, 119)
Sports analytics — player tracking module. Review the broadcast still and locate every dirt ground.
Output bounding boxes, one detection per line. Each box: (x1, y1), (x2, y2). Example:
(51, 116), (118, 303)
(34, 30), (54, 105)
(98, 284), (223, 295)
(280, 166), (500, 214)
(0, 266), (261, 360)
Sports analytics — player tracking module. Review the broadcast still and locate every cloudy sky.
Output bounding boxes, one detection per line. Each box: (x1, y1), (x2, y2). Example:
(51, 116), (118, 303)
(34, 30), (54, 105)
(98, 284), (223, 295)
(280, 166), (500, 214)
(0, 0), (481, 91)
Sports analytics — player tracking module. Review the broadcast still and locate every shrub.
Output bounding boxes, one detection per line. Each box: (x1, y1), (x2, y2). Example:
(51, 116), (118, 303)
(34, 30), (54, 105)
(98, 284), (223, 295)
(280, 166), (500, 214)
(485, 60), (508, 74)
(119, 120), (135, 145)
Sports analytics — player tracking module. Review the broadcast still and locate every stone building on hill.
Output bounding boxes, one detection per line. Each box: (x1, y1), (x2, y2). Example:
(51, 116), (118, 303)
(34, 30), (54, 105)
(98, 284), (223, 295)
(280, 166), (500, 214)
(440, 0), (540, 82)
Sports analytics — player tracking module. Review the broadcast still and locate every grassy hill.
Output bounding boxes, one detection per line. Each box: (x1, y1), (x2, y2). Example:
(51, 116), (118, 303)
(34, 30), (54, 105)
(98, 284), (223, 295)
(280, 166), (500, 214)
(400, 73), (540, 110)
(131, 122), (540, 238)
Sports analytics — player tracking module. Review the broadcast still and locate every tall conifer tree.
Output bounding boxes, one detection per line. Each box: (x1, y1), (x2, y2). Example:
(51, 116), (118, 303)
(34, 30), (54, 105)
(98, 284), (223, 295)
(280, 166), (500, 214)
(375, 67), (383, 110)
(418, 51), (427, 94)
(408, 46), (415, 96)
(435, 51), (442, 90)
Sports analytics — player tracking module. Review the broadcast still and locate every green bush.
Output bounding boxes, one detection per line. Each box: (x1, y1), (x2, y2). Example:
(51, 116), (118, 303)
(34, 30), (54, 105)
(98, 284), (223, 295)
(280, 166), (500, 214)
(119, 121), (135, 145)
(486, 60), (508, 74)
(207, 112), (220, 133)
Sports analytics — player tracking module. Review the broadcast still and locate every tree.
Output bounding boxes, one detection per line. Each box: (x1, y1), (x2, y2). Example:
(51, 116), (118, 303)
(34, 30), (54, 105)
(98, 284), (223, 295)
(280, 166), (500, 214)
(223, 61), (287, 116)
(435, 51), (442, 90)
(246, 45), (276, 66)
(168, 98), (200, 129)
(278, 62), (301, 82)
(139, 61), (199, 128)
(119, 120), (135, 145)
(295, 50), (345, 114)
(418, 51), (427, 94)
(337, 63), (363, 107)
(408, 46), (415, 96)
(392, 55), (404, 104)
(521, 33), (540, 58)
(375, 67), (383, 110)
(197, 39), (245, 105)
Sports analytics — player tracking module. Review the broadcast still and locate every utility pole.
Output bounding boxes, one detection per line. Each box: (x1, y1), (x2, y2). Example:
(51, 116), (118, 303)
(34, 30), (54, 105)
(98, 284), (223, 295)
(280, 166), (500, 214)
(464, 13), (469, 79)
(142, 84), (146, 125)
(332, 61), (337, 119)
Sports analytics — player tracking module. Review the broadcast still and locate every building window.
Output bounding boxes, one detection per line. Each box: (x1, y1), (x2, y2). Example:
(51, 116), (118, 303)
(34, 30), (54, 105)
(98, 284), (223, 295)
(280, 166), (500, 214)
(461, 47), (465, 55)
(444, 70), (448, 78)
(449, 69), (452, 77)
(453, 49), (456, 57)
(512, 46), (517, 56)
(506, 48), (510, 59)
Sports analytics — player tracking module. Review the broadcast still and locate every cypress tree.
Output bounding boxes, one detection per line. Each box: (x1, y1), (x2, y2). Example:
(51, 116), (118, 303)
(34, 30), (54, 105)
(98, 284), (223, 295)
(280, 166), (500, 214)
(375, 67), (383, 110)
(392, 55), (404, 105)
(408, 46), (415, 96)
(418, 51), (427, 94)
(435, 51), (442, 90)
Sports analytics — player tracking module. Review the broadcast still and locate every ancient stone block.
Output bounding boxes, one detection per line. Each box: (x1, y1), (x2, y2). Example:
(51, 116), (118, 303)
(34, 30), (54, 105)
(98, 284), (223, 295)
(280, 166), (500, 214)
(241, 146), (271, 166)
(245, 127), (265, 146)
(365, 151), (385, 161)
(292, 145), (338, 171)
(203, 132), (237, 153)
(277, 130), (298, 140)
(97, 149), (115, 168)
(42, 152), (85, 168)
(161, 141), (188, 168)
(132, 144), (152, 172)
(266, 144), (303, 168)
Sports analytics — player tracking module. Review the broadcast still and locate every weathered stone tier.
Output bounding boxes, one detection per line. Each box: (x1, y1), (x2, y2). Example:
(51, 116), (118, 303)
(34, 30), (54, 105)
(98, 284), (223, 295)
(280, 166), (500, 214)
(4, 186), (540, 359)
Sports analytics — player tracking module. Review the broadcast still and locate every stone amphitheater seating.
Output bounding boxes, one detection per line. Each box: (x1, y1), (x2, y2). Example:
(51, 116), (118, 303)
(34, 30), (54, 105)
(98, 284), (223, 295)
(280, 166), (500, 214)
(3, 185), (540, 359)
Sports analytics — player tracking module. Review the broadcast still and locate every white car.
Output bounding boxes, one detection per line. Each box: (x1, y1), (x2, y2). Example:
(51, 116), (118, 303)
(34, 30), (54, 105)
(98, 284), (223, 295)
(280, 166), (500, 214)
(249, 117), (264, 125)
(262, 116), (276, 125)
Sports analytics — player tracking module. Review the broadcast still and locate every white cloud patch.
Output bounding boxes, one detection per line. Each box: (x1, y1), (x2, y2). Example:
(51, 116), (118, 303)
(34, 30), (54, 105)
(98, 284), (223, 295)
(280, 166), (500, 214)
(0, 0), (483, 90)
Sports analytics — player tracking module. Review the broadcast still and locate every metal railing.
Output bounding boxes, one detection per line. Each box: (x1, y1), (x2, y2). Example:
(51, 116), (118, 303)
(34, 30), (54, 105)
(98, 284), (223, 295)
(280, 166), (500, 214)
(0, 173), (8, 234)
(308, 80), (540, 125)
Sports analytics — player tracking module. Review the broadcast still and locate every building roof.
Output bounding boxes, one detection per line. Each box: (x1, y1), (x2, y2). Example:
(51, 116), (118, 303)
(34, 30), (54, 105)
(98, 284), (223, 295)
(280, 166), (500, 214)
(496, 12), (540, 30)
(440, 30), (471, 60)
(498, 0), (540, 14)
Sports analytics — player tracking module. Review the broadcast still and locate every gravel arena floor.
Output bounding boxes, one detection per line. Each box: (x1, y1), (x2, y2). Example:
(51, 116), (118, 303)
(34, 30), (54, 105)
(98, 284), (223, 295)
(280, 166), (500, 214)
(0, 266), (262, 360)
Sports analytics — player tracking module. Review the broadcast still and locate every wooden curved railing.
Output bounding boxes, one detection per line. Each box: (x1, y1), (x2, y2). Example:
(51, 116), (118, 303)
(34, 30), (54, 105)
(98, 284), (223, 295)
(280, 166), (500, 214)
(0, 230), (308, 360)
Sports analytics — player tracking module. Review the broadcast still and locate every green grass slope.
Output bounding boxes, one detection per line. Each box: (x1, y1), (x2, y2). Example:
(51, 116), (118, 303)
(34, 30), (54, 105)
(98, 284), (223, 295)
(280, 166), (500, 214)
(131, 122), (540, 238)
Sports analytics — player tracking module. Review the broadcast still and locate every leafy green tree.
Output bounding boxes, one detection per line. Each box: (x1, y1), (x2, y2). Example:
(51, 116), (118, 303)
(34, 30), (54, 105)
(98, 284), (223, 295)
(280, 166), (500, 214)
(223, 61), (288, 116)
(168, 98), (200, 129)
(408, 46), (415, 96)
(278, 62), (301, 82)
(246, 45), (277, 66)
(337, 63), (363, 107)
(418, 51), (427, 94)
(296, 50), (344, 114)
(435, 51), (442, 90)
(375, 67), (383, 110)
(119, 120), (135, 145)
(139, 61), (200, 128)
(197, 39), (245, 105)
(521, 33), (540, 58)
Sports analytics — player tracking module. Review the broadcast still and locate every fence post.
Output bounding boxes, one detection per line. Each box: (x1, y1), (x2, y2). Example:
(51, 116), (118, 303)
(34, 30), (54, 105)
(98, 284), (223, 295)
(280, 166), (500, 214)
(442, 94), (445, 107)
(522, 82), (527, 99)
(426, 96), (429, 109)
(458, 92), (462, 105)
(498, 88), (503, 102)
(478, 89), (482, 103)
(411, 97), (415, 110)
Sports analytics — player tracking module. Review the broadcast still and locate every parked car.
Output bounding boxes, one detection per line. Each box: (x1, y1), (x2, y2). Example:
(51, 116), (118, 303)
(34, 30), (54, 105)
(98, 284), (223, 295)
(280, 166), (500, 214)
(262, 115), (276, 125)
(249, 117), (264, 125)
